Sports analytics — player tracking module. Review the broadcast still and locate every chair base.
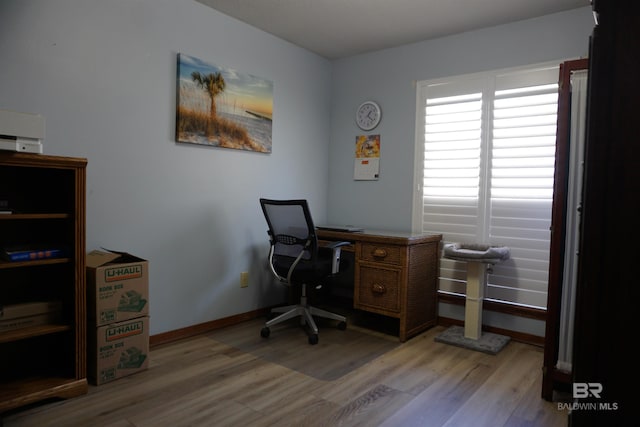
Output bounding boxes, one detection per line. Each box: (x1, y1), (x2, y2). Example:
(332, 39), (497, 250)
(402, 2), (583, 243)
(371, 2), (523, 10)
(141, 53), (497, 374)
(261, 303), (346, 345)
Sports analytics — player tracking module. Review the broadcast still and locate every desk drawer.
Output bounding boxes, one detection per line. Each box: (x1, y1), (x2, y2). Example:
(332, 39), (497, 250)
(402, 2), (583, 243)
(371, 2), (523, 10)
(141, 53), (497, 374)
(356, 265), (400, 313)
(359, 244), (401, 265)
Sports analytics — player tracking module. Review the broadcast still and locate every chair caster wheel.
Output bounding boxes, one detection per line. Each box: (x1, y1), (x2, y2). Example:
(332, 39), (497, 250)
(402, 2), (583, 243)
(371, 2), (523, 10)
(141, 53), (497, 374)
(337, 321), (347, 331)
(308, 334), (318, 345)
(260, 327), (270, 338)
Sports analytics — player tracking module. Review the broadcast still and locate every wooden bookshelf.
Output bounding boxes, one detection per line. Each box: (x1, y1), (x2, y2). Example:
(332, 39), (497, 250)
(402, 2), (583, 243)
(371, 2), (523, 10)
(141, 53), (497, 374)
(0, 152), (88, 413)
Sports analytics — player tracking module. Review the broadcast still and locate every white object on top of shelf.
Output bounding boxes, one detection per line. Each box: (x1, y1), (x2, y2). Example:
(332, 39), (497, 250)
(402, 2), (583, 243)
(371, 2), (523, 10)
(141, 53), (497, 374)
(0, 109), (45, 153)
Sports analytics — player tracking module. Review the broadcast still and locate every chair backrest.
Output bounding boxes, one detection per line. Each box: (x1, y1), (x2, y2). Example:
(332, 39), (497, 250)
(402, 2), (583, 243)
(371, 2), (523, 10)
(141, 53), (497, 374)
(259, 198), (318, 263)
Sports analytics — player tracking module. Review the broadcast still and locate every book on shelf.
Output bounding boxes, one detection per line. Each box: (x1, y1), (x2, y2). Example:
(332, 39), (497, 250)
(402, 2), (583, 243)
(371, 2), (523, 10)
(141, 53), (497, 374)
(1, 246), (67, 262)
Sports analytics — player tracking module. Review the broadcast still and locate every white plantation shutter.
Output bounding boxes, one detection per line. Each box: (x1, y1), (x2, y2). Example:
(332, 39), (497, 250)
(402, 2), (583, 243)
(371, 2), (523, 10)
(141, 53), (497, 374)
(421, 81), (485, 296)
(416, 64), (559, 308)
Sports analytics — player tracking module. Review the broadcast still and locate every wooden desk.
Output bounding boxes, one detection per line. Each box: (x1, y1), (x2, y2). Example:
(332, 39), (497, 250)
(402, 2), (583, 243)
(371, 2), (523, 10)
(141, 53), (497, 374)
(317, 229), (442, 342)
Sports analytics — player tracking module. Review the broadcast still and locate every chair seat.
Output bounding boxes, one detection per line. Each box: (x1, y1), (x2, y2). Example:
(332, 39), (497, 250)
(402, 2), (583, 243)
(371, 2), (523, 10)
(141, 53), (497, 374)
(272, 255), (333, 284)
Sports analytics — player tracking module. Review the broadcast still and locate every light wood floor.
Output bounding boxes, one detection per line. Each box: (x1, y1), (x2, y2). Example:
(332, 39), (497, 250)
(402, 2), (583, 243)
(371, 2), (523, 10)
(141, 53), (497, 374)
(3, 319), (568, 427)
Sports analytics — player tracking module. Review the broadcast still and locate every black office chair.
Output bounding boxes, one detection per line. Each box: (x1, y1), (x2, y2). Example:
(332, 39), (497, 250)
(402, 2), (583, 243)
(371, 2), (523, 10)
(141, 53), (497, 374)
(259, 198), (349, 345)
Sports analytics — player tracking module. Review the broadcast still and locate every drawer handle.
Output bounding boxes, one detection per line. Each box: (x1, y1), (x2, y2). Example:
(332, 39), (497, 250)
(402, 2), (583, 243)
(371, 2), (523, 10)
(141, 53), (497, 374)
(371, 248), (388, 258)
(371, 283), (386, 294)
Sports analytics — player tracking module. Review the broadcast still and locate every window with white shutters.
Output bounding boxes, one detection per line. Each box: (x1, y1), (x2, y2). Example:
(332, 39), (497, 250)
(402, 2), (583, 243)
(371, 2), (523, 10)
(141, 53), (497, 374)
(414, 64), (559, 309)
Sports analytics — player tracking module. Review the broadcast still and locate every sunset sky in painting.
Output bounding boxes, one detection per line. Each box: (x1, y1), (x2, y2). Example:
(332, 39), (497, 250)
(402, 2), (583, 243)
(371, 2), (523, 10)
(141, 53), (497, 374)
(178, 54), (273, 118)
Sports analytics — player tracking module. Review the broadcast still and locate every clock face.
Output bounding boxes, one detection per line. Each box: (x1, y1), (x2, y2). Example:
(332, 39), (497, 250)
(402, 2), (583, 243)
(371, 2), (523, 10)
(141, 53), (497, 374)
(356, 101), (381, 131)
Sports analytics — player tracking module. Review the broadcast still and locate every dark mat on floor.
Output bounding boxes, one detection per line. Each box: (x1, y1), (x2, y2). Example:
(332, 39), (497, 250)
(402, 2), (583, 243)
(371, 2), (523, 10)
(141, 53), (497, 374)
(210, 317), (400, 381)
(434, 325), (510, 355)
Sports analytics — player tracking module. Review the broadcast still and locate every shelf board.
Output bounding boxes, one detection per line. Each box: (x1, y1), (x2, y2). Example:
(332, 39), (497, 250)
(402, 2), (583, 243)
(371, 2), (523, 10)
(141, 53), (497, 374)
(0, 213), (70, 220)
(0, 324), (71, 344)
(0, 257), (71, 270)
(0, 377), (88, 413)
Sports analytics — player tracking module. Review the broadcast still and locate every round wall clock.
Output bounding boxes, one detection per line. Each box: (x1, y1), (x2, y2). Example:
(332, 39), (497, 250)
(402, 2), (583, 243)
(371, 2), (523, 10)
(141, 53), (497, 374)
(355, 100), (382, 131)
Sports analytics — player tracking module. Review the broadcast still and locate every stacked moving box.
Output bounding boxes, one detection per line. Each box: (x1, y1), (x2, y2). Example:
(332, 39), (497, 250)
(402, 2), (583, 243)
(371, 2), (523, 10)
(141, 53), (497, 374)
(86, 250), (149, 385)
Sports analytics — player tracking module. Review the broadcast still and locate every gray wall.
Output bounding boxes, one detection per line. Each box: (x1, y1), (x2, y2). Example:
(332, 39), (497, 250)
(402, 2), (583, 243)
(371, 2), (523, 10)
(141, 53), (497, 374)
(0, 0), (332, 335)
(326, 7), (594, 336)
(327, 7), (594, 231)
(0, 1), (595, 337)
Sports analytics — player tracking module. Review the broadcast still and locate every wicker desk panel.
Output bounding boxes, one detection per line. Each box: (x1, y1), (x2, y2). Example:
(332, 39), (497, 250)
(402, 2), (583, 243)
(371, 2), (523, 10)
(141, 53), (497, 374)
(317, 229), (442, 342)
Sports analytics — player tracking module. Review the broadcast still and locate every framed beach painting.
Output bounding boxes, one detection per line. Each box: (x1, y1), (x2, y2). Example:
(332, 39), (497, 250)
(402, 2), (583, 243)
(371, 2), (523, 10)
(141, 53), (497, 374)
(176, 53), (273, 153)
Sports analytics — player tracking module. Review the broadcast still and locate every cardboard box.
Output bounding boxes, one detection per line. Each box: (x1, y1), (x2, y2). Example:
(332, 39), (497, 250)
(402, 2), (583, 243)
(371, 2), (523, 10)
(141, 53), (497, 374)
(0, 301), (62, 332)
(89, 316), (149, 385)
(87, 249), (149, 326)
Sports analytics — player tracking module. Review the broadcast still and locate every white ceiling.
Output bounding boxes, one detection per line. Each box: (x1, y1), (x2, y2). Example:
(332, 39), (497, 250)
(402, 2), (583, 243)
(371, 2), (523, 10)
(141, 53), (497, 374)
(196, 0), (590, 59)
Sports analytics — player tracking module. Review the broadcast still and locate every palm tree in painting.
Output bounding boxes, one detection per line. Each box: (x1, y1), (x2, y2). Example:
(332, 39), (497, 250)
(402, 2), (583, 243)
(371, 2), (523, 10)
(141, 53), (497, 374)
(191, 71), (226, 138)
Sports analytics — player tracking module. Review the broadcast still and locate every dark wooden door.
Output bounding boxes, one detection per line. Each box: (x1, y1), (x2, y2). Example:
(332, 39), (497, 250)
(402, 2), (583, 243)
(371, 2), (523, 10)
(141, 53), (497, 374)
(570, 1), (640, 425)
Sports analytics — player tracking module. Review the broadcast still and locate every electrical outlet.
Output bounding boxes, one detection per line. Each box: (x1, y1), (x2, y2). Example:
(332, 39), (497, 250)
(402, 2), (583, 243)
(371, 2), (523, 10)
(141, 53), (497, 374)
(240, 271), (249, 288)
